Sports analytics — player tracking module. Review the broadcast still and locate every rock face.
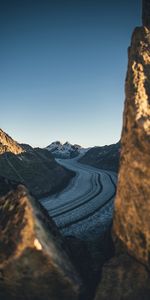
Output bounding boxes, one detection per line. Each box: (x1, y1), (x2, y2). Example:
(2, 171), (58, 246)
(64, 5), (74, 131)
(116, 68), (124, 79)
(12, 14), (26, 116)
(0, 129), (24, 154)
(94, 1), (150, 299)
(0, 185), (81, 300)
(113, 22), (150, 267)
(95, 254), (150, 300)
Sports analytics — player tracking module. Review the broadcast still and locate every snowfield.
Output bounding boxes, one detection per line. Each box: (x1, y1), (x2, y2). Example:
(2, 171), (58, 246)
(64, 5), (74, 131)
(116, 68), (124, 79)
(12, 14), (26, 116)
(40, 158), (117, 240)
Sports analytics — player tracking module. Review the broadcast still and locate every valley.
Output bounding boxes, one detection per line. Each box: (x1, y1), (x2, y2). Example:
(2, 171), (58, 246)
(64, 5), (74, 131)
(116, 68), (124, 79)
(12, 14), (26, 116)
(40, 157), (117, 239)
(0, 1), (149, 299)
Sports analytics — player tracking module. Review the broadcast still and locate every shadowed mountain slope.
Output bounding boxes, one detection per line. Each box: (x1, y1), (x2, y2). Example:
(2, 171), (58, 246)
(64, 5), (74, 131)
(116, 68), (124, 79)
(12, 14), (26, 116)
(0, 129), (75, 198)
(79, 142), (120, 172)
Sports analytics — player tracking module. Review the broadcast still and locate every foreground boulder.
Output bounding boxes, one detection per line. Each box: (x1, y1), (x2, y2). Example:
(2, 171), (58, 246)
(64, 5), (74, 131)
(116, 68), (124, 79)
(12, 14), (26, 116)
(0, 185), (81, 300)
(94, 1), (150, 299)
(113, 6), (150, 267)
(95, 254), (150, 300)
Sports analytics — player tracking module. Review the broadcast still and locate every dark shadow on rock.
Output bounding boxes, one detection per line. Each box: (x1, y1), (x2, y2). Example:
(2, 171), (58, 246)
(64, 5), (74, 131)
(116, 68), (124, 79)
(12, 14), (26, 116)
(65, 225), (115, 300)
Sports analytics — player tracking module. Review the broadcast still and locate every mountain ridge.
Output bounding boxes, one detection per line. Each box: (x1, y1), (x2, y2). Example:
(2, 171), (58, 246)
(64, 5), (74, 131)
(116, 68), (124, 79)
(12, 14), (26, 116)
(0, 129), (75, 198)
(46, 141), (89, 159)
(0, 129), (24, 155)
(79, 141), (120, 172)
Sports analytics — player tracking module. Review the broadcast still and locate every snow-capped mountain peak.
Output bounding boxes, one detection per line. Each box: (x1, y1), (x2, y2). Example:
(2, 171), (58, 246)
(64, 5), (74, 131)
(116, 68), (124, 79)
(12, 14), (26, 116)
(46, 141), (88, 159)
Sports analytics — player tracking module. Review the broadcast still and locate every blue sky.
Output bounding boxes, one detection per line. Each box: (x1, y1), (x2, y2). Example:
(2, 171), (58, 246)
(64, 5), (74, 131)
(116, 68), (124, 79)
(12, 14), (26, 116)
(0, 0), (141, 147)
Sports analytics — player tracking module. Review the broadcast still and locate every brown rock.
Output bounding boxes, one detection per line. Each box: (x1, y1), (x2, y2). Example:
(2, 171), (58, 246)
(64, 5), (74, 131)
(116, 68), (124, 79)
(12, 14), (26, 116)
(0, 129), (24, 155)
(113, 24), (150, 267)
(95, 2), (150, 300)
(0, 185), (81, 300)
(142, 0), (150, 27)
(94, 254), (150, 300)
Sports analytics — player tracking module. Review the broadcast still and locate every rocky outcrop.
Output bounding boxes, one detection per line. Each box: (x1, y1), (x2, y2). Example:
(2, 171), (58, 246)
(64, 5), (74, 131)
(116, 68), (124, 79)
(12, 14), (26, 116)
(79, 142), (120, 172)
(113, 24), (150, 268)
(0, 185), (81, 300)
(94, 1), (150, 299)
(1, 1), (149, 299)
(0, 129), (24, 154)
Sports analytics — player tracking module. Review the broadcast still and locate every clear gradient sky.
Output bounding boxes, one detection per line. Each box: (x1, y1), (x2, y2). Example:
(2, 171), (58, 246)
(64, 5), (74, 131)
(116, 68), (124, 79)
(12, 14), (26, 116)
(0, 0), (141, 147)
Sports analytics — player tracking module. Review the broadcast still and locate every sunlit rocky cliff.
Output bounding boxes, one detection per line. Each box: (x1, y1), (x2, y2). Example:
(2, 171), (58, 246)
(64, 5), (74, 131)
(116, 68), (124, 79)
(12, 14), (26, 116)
(94, 0), (150, 298)
(0, 129), (24, 154)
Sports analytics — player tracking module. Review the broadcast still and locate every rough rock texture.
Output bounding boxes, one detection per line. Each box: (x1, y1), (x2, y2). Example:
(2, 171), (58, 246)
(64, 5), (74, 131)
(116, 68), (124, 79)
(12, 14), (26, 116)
(0, 129), (24, 154)
(94, 254), (150, 300)
(94, 2), (150, 299)
(0, 185), (81, 300)
(113, 25), (150, 266)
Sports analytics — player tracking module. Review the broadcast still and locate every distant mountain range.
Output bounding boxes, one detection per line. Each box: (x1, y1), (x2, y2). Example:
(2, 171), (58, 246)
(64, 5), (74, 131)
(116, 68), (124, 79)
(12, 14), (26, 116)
(0, 128), (120, 199)
(79, 142), (120, 172)
(46, 141), (88, 159)
(46, 140), (120, 172)
(0, 129), (74, 198)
